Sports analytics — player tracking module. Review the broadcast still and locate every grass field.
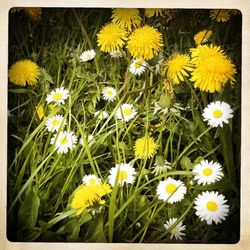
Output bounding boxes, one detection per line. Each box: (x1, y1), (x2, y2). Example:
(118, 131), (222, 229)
(7, 8), (241, 243)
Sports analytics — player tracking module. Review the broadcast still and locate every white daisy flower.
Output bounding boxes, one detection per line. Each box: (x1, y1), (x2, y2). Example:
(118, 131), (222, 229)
(79, 49), (96, 62)
(94, 110), (109, 120)
(82, 174), (101, 186)
(202, 101), (233, 127)
(156, 177), (187, 203)
(108, 163), (136, 187)
(116, 103), (137, 122)
(164, 218), (186, 240)
(102, 87), (117, 102)
(46, 87), (70, 106)
(129, 58), (147, 75)
(193, 159), (224, 185)
(45, 114), (66, 132)
(80, 134), (94, 147)
(109, 50), (123, 58)
(194, 191), (229, 225)
(50, 131), (77, 154)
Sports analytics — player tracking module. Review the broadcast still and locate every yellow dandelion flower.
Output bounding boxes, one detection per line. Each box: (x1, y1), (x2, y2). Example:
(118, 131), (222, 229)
(97, 23), (127, 52)
(71, 183), (112, 215)
(162, 79), (174, 94)
(145, 9), (163, 18)
(134, 136), (158, 159)
(111, 8), (141, 31)
(190, 44), (237, 93)
(210, 9), (231, 22)
(23, 7), (42, 21)
(36, 105), (45, 120)
(194, 30), (213, 46)
(164, 54), (193, 84)
(127, 25), (163, 60)
(8, 59), (41, 86)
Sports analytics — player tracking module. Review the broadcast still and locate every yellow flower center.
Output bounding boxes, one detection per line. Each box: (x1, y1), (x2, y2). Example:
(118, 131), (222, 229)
(206, 201), (218, 212)
(60, 136), (68, 144)
(52, 119), (60, 126)
(87, 53), (92, 59)
(118, 170), (128, 181)
(213, 109), (223, 118)
(123, 108), (132, 116)
(165, 183), (177, 194)
(89, 179), (97, 185)
(53, 93), (62, 101)
(170, 226), (177, 234)
(134, 60), (142, 69)
(203, 167), (213, 176)
(107, 90), (113, 96)
(115, 51), (122, 56)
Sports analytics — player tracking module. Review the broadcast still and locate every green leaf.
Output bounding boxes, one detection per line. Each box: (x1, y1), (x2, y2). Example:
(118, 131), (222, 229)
(40, 68), (54, 83)
(85, 215), (107, 243)
(17, 187), (40, 230)
(8, 88), (36, 94)
(127, 195), (151, 223)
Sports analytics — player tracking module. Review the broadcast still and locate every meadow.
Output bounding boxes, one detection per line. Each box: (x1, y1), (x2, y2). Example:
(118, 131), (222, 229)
(7, 8), (241, 243)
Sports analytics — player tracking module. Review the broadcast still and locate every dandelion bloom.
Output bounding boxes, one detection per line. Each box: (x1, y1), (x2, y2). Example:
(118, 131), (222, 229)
(164, 218), (186, 240)
(190, 44), (237, 93)
(108, 163), (136, 186)
(23, 7), (42, 21)
(194, 30), (212, 46)
(71, 183), (112, 215)
(8, 59), (41, 86)
(156, 177), (187, 203)
(111, 8), (141, 31)
(97, 23), (127, 52)
(194, 191), (229, 224)
(164, 54), (193, 84)
(127, 25), (163, 60)
(134, 136), (158, 159)
(210, 9), (231, 22)
(145, 9), (163, 18)
(193, 159), (224, 185)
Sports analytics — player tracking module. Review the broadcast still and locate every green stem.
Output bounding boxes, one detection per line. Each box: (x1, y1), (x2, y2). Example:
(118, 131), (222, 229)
(72, 9), (100, 73)
(173, 126), (213, 167)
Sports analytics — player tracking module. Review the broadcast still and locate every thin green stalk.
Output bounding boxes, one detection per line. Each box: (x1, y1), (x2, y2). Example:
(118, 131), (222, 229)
(153, 199), (195, 242)
(72, 9), (100, 73)
(8, 149), (56, 214)
(172, 126), (213, 167)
